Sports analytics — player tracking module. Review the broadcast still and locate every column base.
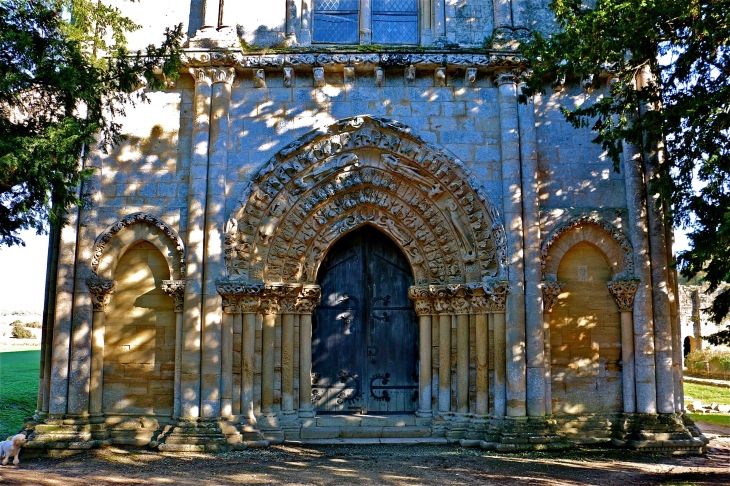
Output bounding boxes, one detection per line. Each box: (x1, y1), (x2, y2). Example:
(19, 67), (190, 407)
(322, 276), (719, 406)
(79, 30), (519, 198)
(156, 418), (230, 452)
(257, 413), (284, 444)
(22, 415), (111, 458)
(614, 413), (706, 453)
(480, 416), (574, 452)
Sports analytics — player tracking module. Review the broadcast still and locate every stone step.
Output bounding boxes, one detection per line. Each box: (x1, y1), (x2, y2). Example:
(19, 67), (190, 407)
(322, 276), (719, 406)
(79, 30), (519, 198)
(314, 414), (418, 427)
(290, 437), (448, 445)
(299, 425), (432, 440)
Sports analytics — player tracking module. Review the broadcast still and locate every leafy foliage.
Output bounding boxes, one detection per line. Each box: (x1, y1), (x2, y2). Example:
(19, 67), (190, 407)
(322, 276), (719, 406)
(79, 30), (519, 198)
(520, 0), (730, 342)
(11, 322), (33, 339)
(0, 0), (183, 246)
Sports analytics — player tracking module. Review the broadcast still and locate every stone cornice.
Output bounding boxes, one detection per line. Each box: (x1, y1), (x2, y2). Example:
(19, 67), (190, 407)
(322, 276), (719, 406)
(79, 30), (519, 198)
(181, 49), (526, 72)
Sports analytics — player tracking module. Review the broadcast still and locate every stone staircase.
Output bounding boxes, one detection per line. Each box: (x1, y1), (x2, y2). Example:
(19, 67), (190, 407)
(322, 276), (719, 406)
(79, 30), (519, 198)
(290, 414), (446, 445)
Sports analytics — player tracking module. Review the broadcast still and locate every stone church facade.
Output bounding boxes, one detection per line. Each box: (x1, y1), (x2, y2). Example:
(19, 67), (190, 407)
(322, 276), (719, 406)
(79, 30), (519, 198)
(27, 0), (705, 454)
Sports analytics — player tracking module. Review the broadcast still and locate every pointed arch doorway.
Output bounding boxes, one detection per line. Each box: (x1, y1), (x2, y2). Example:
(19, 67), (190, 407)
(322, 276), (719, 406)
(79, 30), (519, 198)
(311, 225), (419, 414)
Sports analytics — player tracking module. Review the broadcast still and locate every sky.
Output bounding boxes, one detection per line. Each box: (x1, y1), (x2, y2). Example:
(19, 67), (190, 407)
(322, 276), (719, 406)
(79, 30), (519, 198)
(0, 225), (693, 314)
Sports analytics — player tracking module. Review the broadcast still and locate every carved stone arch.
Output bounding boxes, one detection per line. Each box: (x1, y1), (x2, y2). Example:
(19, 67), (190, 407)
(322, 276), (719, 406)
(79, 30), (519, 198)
(225, 116), (506, 285)
(541, 216), (634, 280)
(92, 212), (186, 280)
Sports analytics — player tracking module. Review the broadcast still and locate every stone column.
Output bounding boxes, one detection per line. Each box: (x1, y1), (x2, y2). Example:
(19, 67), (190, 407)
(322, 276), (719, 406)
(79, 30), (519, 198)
(419, 0), (433, 45)
(622, 139), (658, 414)
(518, 74), (546, 418)
(296, 285), (320, 417)
(452, 286), (470, 414)
(497, 71), (527, 418)
(409, 286), (433, 417)
(182, 67), (213, 419)
(360, 0), (372, 44)
(280, 285), (301, 416)
(433, 287), (452, 413)
(434, 0), (446, 42)
(490, 281), (510, 418)
(261, 285), (283, 414)
(540, 280), (564, 416)
(201, 67), (236, 418)
(201, 0), (220, 30)
(162, 280), (186, 419)
(86, 277), (115, 416)
(608, 279), (640, 414)
(240, 286), (262, 422)
(217, 284), (237, 419)
(285, 0), (298, 43)
(470, 284), (491, 416)
(299, 0), (312, 45)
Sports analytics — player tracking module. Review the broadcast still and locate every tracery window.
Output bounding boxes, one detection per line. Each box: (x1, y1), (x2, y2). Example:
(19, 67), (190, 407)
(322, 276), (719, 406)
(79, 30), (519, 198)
(312, 0), (419, 45)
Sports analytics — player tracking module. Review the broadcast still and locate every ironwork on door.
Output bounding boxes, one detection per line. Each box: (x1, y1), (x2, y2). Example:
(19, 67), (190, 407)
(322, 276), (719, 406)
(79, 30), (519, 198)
(312, 226), (418, 414)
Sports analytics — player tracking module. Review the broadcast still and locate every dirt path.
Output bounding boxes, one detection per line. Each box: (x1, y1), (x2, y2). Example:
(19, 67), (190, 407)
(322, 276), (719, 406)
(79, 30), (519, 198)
(1, 436), (729, 486)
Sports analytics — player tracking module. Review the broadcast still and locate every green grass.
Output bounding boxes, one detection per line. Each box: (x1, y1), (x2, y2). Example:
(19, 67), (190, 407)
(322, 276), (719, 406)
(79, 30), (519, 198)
(0, 350), (40, 438)
(684, 382), (730, 405)
(687, 413), (730, 427)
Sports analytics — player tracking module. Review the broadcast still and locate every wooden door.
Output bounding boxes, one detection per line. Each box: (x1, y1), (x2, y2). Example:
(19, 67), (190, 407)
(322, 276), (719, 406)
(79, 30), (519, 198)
(312, 225), (418, 414)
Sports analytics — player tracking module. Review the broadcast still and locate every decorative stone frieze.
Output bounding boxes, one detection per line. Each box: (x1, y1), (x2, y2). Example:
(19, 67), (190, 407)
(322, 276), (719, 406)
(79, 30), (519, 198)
(541, 215), (635, 278)
(86, 277), (115, 312)
(92, 212), (186, 278)
(541, 280), (565, 313)
(226, 116), (506, 286)
(607, 279), (641, 311)
(162, 280), (186, 312)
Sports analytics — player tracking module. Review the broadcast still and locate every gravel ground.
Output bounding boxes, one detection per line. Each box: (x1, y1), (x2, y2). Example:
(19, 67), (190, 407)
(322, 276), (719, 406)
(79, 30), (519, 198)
(1, 431), (728, 486)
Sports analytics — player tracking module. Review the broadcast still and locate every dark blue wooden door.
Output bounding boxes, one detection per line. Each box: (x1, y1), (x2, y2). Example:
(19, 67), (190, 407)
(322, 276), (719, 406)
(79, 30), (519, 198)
(312, 225), (418, 414)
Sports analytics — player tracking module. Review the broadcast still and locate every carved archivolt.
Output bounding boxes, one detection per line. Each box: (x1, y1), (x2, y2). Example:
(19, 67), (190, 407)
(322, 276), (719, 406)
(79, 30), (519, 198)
(91, 212), (186, 279)
(541, 215), (634, 279)
(225, 116), (506, 285)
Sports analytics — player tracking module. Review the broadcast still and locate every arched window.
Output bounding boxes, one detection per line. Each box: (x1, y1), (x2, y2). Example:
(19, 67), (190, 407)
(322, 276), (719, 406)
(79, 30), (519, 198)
(313, 0), (419, 45)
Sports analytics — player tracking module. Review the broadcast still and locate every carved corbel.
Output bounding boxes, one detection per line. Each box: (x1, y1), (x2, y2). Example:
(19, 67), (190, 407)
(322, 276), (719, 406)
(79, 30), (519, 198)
(466, 67), (477, 84)
(254, 69), (266, 88)
(375, 67), (384, 86)
(344, 66), (355, 86)
(406, 64), (416, 82)
(607, 279), (640, 311)
(313, 67), (325, 87)
(162, 280), (186, 313)
(87, 277), (115, 312)
(283, 67), (293, 88)
(435, 67), (446, 87)
(541, 280), (565, 313)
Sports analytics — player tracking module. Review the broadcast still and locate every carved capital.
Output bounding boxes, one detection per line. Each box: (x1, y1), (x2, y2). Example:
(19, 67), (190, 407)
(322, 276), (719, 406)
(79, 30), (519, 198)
(189, 67), (214, 86)
(261, 284), (286, 315)
(486, 280), (510, 312)
(495, 70), (518, 87)
(211, 66), (235, 85)
(162, 279), (186, 312)
(87, 277), (115, 312)
(281, 284), (302, 314)
(607, 279), (640, 311)
(541, 280), (565, 313)
(296, 285), (321, 314)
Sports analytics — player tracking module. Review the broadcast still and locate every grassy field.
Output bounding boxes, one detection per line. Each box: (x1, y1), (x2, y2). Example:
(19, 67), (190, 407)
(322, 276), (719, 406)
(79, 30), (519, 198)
(684, 382), (730, 405)
(0, 350), (40, 438)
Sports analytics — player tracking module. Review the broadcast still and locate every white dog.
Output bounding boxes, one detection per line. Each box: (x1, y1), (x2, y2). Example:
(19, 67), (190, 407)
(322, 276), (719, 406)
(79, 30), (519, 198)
(0, 433), (27, 466)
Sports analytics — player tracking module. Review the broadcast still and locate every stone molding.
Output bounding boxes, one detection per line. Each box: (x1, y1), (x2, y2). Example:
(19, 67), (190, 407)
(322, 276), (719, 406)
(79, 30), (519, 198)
(86, 277), (115, 312)
(181, 50), (526, 72)
(215, 281), (321, 314)
(541, 215), (635, 279)
(541, 280), (565, 313)
(226, 116), (507, 286)
(607, 279), (641, 311)
(161, 280), (186, 312)
(91, 212), (186, 278)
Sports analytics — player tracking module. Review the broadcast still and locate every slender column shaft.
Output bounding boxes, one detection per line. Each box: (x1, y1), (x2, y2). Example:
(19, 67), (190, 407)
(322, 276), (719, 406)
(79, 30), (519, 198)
(518, 80), (545, 418)
(242, 312), (257, 420)
(173, 311), (183, 418)
(493, 0), (512, 27)
(89, 311), (105, 415)
(419, 0), (433, 45)
(298, 313), (313, 414)
(419, 313), (433, 415)
(439, 313), (451, 413)
(622, 140), (657, 414)
(218, 0), (229, 28)
(261, 312), (277, 413)
(434, 0), (446, 38)
(542, 313), (552, 414)
(492, 310), (507, 418)
(202, 0), (220, 29)
(621, 311), (637, 413)
(281, 312), (295, 412)
(360, 0), (372, 44)
(475, 312), (489, 415)
(300, 0), (312, 45)
(457, 313), (469, 413)
(498, 72), (527, 418)
(221, 312), (234, 418)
